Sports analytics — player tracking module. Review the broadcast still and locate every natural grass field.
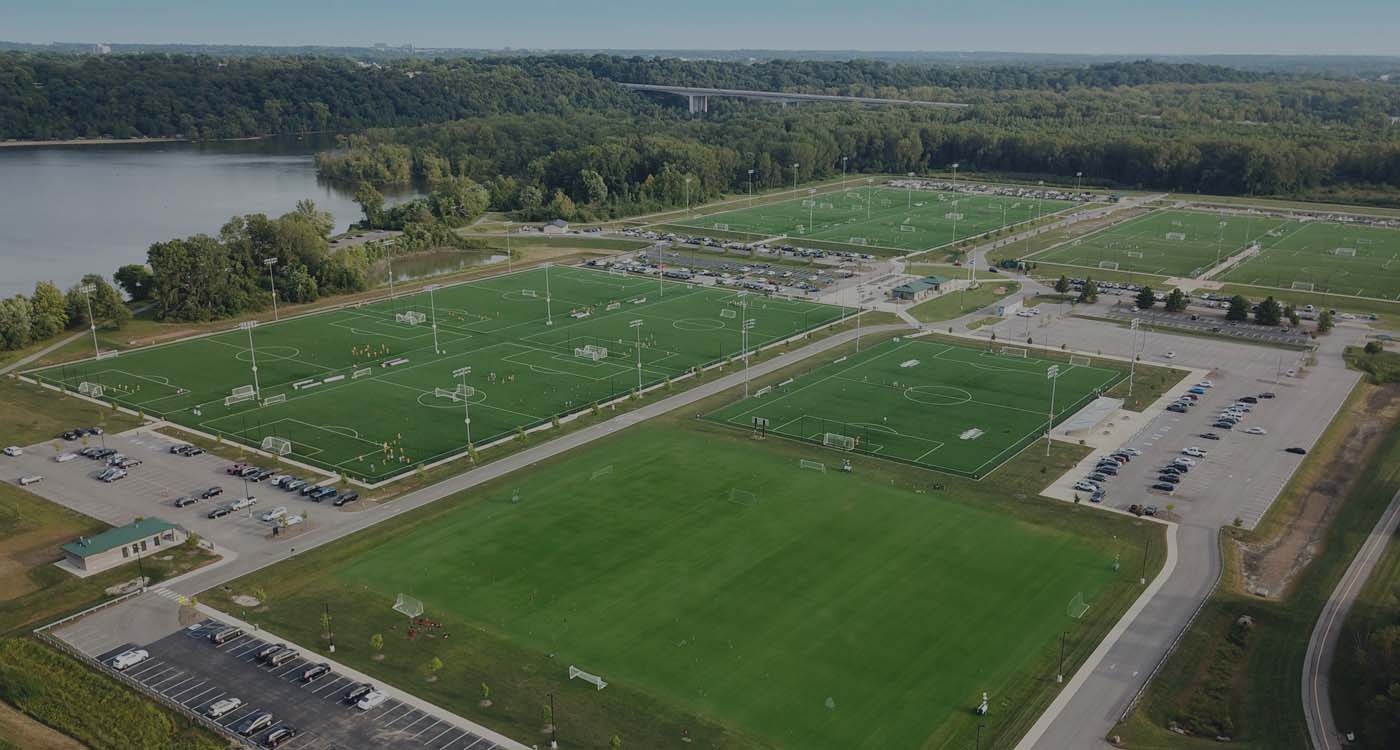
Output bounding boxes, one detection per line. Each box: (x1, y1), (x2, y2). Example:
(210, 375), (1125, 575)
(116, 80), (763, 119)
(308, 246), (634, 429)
(908, 281), (1022, 323)
(29, 265), (848, 482)
(0, 377), (140, 449)
(207, 420), (1165, 750)
(1219, 220), (1400, 300)
(1027, 209), (1278, 277)
(705, 337), (1123, 477)
(663, 186), (1074, 255)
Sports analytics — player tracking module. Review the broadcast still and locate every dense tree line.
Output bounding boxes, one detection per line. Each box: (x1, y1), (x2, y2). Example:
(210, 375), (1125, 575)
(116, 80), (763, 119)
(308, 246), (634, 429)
(0, 276), (129, 352)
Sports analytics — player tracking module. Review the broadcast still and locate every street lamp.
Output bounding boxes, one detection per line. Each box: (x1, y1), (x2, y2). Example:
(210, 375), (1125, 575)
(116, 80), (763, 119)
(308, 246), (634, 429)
(1045, 365), (1060, 456)
(1076, 171), (1084, 192)
(906, 172), (915, 208)
(504, 220), (513, 273)
(747, 169), (755, 207)
(240, 321), (262, 398)
(951, 162), (960, 186)
(792, 162), (800, 194)
(1128, 318), (1140, 397)
(630, 319), (644, 391)
(452, 366), (473, 447)
(1057, 630), (1067, 684)
(684, 176), (692, 215)
(866, 177), (874, 220)
(424, 284), (442, 354)
(1037, 180), (1045, 221)
(544, 263), (554, 325)
(263, 257), (280, 320)
(841, 155), (848, 189)
(77, 283), (100, 361)
(743, 316), (757, 398)
(807, 188), (816, 234)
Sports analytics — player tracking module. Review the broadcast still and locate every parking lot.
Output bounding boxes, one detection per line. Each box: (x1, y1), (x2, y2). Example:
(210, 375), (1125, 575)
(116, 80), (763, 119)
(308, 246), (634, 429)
(97, 619), (507, 750)
(2, 427), (365, 561)
(1103, 306), (1313, 347)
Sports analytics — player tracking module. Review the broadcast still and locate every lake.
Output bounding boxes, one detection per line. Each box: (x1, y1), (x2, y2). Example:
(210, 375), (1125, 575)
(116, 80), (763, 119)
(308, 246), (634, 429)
(0, 135), (420, 298)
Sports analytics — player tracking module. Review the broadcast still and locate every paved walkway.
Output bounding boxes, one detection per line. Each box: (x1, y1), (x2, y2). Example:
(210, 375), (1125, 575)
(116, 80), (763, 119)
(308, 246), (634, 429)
(1, 330), (86, 375)
(1303, 488), (1400, 750)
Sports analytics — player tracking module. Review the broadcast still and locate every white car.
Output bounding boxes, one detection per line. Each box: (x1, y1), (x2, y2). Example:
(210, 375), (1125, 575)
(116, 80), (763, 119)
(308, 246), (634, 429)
(228, 496), (257, 511)
(1073, 480), (1099, 493)
(2, 446), (21, 457)
(206, 697), (244, 719)
(259, 506), (288, 523)
(1163, 351), (1177, 359)
(1175, 456), (1198, 467)
(1197, 380), (1214, 388)
(55, 452), (79, 462)
(283, 514), (305, 527)
(1182, 447), (1208, 457)
(111, 648), (150, 670)
(1244, 427), (1268, 435)
(356, 689), (388, 711)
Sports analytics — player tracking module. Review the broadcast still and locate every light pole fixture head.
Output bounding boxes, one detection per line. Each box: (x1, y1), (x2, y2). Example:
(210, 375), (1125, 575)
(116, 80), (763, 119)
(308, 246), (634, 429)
(263, 257), (278, 267)
(1046, 365), (1059, 379)
(424, 284), (442, 292)
(452, 366), (472, 378)
(239, 320), (259, 330)
(629, 319), (644, 329)
(78, 283), (96, 294)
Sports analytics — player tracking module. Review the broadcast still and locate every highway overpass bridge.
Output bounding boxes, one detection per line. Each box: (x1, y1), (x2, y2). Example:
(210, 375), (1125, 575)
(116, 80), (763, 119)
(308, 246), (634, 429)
(617, 83), (969, 114)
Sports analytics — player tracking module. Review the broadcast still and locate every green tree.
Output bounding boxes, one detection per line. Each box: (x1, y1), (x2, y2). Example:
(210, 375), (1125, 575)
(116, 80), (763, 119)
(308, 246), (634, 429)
(580, 169), (609, 205)
(0, 295), (35, 350)
(427, 177), (491, 224)
(1164, 288), (1187, 312)
(546, 190), (578, 221)
(1054, 275), (1070, 294)
(427, 656), (443, 678)
(1317, 310), (1334, 333)
(354, 182), (385, 228)
(1225, 295), (1250, 322)
(1365, 340), (1385, 354)
(1255, 296), (1282, 326)
(611, 735), (622, 750)
(29, 280), (68, 339)
(370, 633), (384, 654)
(113, 264), (155, 301)
(1284, 304), (1300, 326)
(1077, 278), (1099, 304)
(1135, 286), (1156, 310)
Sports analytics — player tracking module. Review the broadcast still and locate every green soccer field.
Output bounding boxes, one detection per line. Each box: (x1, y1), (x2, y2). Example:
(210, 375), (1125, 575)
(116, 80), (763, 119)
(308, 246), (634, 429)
(31, 266), (848, 481)
(1219, 220), (1400, 300)
(706, 337), (1124, 477)
(226, 423), (1140, 749)
(665, 186), (1075, 254)
(1027, 209), (1286, 277)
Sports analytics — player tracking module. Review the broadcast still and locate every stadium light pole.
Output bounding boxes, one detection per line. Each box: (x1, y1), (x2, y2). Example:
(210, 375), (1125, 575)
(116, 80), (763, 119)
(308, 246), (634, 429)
(1128, 318), (1140, 397)
(630, 319), (644, 391)
(747, 169), (755, 207)
(841, 155), (848, 189)
(807, 188), (816, 233)
(951, 162), (959, 186)
(325, 602), (335, 653)
(77, 283), (100, 361)
(424, 284), (443, 354)
(1037, 180), (1045, 221)
(853, 281), (863, 352)
(1057, 630), (1067, 684)
(240, 321), (262, 398)
(743, 317), (757, 398)
(453, 366), (472, 447)
(544, 263), (554, 326)
(1045, 364), (1060, 456)
(792, 162), (800, 195)
(684, 176), (691, 216)
(263, 257), (280, 321)
(505, 220), (513, 274)
(548, 692), (558, 749)
(386, 256), (396, 314)
(906, 172), (915, 208)
(1216, 220), (1227, 269)
(1076, 171), (1083, 192)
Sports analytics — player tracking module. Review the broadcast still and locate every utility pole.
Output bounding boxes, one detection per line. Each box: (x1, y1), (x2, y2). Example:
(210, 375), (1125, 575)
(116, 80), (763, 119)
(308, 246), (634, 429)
(1046, 365), (1060, 456)
(743, 315), (756, 397)
(747, 169), (755, 207)
(1057, 630), (1067, 684)
(907, 172), (915, 208)
(684, 176), (692, 215)
(544, 263), (554, 326)
(951, 162), (959, 186)
(841, 155), (848, 189)
(505, 220), (513, 273)
(263, 257), (280, 320)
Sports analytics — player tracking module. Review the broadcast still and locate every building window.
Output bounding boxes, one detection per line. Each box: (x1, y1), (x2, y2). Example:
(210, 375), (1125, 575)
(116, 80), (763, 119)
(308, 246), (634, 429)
(122, 547), (130, 558)
(140, 540), (148, 552)
(153, 535), (161, 547)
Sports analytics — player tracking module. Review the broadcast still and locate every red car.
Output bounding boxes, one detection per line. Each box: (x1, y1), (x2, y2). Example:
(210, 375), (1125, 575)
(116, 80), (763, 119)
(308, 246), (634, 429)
(226, 463), (250, 475)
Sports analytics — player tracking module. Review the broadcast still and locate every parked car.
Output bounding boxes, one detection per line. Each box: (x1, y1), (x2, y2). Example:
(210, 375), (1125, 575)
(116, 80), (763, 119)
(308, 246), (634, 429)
(264, 727), (298, 748)
(284, 478), (308, 491)
(174, 496), (198, 508)
(99, 468), (128, 482)
(1213, 421), (1235, 430)
(1244, 427), (1268, 435)
(309, 486), (338, 502)
(169, 444), (192, 454)
(111, 648), (150, 670)
(343, 683), (374, 704)
(226, 463), (250, 475)
(1142, 505), (1159, 516)
(1286, 447), (1308, 455)
(254, 643), (284, 662)
(300, 663), (331, 682)
(1259, 391), (1277, 399)
(1240, 396), (1259, 404)
(2, 446), (21, 457)
(207, 506), (231, 519)
(1200, 432), (1220, 440)
(1182, 447), (1208, 457)
(260, 506), (288, 523)
(206, 697), (244, 719)
(1087, 472), (1110, 483)
(356, 689), (388, 711)
(228, 496), (256, 511)
(200, 486), (224, 499)
(235, 711), (274, 737)
(1151, 482), (1176, 492)
(1073, 481), (1099, 493)
(55, 452), (79, 462)
(1157, 474), (1181, 484)
(333, 491), (360, 507)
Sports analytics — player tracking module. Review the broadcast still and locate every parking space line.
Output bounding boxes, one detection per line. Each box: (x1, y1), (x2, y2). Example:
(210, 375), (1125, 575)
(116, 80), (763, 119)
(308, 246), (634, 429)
(438, 733), (471, 750)
(160, 676), (199, 695)
(411, 718), (443, 738)
(184, 687), (222, 707)
(314, 676), (350, 696)
(400, 714), (433, 732)
(147, 669), (189, 688)
(385, 709), (423, 728)
(125, 659), (167, 678)
(219, 706), (259, 727)
(426, 726), (457, 745)
(375, 702), (409, 722)
(137, 666), (180, 685)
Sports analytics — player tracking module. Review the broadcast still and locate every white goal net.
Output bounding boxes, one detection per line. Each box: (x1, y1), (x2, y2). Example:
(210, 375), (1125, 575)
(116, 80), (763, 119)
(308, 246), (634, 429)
(224, 385), (256, 406)
(1165, 232), (1186, 241)
(78, 381), (105, 398)
(434, 384), (475, 402)
(720, 308), (737, 319)
(1098, 261), (1120, 270)
(1290, 281), (1315, 292)
(395, 310), (426, 325)
(521, 289), (538, 298)
(799, 459), (827, 472)
(1067, 592), (1090, 619)
(261, 393), (287, 407)
(848, 237), (868, 245)
(1069, 355), (1093, 368)
(822, 432), (856, 451)
(1125, 250), (1145, 258)
(1000, 347), (1029, 358)
(712, 223), (730, 231)
(1334, 247), (1357, 257)
(574, 344), (608, 361)
(393, 593), (424, 618)
(728, 487), (758, 506)
(260, 436), (292, 456)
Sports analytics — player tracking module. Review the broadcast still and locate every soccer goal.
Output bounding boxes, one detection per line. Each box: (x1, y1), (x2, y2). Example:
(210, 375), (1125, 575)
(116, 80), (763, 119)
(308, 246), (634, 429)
(712, 222), (730, 231)
(608, 267), (628, 277)
(944, 212), (964, 221)
(261, 393), (287, 407)
(800, 459), (827, 473)
(849, 237), (868, 246)
(1291, 281), (1316, 292)
(822, 432), (856, 451)
(1165, 232), (1186, 241)
(352, 367), (373, 379)
(1000, 346), (1029, 358)
(819, 202), (834, 209)
(224, 385), (256, 406)
(590, 464), (614, 480)
(1125, 250), (1145, 258)
(720, 308), (737, 319)
(77, 381), (105, 398)
(728, 487), (758, 506)
(521, 289), (539, 298)
(1098, 261), (1120, 271)
(568, 666), (608, 691)
(900, 225), (917, 233)
(1334, 247), (1357, 257)
(574, 344), (608, 362)
(1069, 355), (1093, 368)
(395, 310), (426, 325)
(393, 593), (424, 618)
(801, 199), (817, 208)
(260, 436), (292, 456)
(1067, 592), (1091, 619)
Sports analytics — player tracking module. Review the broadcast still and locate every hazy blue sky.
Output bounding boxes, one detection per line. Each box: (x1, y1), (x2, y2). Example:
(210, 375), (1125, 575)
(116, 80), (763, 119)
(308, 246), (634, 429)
(2, 1), (1396, 55)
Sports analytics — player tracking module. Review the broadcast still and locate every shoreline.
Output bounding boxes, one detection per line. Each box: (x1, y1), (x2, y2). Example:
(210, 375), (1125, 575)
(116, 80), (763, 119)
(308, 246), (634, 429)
(0, 133), (312, 149)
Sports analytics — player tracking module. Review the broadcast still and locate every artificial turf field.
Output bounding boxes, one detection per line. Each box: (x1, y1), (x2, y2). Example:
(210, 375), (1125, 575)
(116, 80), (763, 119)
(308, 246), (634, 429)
(227, 423), (1136, 750)
(706, 337), (1124, 477)
(1026, 208), (1277, 277)
(30, 266), (848, 481)
(1218, 219), (1400, 299)
(665, 186), (1075, 255)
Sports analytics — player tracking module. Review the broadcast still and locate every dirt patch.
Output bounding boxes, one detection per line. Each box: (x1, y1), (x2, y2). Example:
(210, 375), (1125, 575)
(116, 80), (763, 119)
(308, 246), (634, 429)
(231, 594), (261, 607)
(0, 526), (87, 601)
(126, 328), (200, 347)
(1234, 384), (1400, 598)
(0, 699), (86, 750)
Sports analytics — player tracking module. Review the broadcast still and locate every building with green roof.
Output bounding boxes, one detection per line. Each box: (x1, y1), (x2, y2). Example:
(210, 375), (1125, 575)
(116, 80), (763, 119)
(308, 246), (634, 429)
(61, 517), (186, 574)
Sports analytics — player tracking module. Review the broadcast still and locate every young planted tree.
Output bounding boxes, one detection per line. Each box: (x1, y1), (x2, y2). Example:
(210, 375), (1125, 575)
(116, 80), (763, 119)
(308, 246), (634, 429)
(427, 656), (443, 681)
(1164, 288), (1187, 312)
(1077, 278), (1099, 304)
(1317, 310), (1334, 333)
(370, 633), (385, 660)
(1225, 295), (1251, 322)
(1054, 275), (1071, 294)
(1135, 286), (1156, 310)
(1255, 296), (1282, 326)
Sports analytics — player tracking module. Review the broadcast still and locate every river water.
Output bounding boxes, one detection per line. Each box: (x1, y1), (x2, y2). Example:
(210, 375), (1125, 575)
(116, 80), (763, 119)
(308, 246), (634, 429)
(0, 135), (420, 298)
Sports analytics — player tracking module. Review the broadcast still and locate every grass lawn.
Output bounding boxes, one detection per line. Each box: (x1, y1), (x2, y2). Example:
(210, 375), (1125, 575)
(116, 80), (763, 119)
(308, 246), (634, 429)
(28, 265), (848, 482)
(207, 420), (1164, 750)
(705, 336), (1122, 477)
(0, 377), (141, 448)
(909, 281), (1022, 323)
(1329, 527), (1400, 748)
(662, 187), (1073, 255)
(1028, 209), (1277, 277)
(1219, 220), (1400, 300)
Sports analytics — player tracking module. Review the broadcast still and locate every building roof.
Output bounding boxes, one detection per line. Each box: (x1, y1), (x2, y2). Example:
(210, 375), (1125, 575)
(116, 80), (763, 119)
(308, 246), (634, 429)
(62, 518), (178, 558)
(545, 219), (570, 228)
(893, 275), (946, 294)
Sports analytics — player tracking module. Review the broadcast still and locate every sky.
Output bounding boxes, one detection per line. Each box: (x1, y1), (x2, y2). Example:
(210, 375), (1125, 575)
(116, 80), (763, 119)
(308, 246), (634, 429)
(2, 0), (1397, 56)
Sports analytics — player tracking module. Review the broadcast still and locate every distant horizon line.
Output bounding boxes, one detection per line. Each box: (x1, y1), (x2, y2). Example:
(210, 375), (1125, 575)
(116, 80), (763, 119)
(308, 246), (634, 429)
(3, 40), (1399, 60)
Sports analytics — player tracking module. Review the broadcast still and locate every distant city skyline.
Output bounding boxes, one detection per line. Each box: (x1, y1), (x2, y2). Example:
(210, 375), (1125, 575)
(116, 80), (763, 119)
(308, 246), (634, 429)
(2, 0), (1397, 56)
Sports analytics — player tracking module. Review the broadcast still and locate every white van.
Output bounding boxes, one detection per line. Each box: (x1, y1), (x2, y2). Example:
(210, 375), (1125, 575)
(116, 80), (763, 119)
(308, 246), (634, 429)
(55, 452), (79, 463)
(111, 648), (150, 670)
(206, 697), (243, 719)
(18, 475), (43, 486)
